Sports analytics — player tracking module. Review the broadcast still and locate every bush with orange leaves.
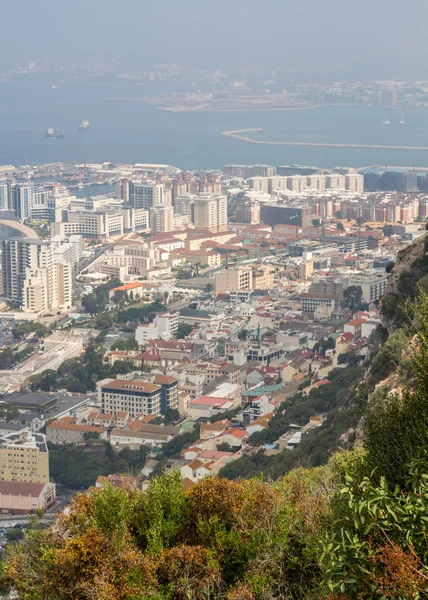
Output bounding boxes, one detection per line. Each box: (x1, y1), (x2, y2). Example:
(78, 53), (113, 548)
(157, 545), (222, 599)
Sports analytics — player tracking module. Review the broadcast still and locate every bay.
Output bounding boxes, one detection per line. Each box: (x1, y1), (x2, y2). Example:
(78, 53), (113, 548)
(1, 81), (428, 170)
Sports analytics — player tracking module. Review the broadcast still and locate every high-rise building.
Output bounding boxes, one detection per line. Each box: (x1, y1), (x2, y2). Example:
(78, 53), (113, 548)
(345, 173), (364, 193)
(194, 194), (227, 232)
(0, 180), (11, 211)
(115, 178), (130, 201)
(175, 194), (196, 223)
(12, 183), (33, 220)
(149, 204), (174, 234)
(1, 238), (72, 313)
(260, 204), (312, 228)
(129, 181), (164, 210)
(0, 430), (50, 484)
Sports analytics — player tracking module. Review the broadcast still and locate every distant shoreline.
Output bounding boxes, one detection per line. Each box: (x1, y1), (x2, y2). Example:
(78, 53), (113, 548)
(221, 128), (428, 152)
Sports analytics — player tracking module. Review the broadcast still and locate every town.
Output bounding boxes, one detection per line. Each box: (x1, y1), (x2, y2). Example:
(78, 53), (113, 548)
(0, 158), (421, 516)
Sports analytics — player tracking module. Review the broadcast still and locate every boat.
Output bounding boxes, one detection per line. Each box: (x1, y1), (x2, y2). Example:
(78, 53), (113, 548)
(51, 85), (59, 90)
(399, 112), (406, 125)
(382, 113), (391, 125)
(78, 119), (91, 131)
(45, 128), (66, 139)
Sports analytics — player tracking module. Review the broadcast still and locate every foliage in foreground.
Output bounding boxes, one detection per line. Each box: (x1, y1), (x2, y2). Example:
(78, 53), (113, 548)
(3, 471), (333, 599)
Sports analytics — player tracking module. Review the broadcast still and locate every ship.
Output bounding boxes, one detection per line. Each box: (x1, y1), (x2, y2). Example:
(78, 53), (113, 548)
(78, 119), (91, 131)
(45, 128), (66, 138)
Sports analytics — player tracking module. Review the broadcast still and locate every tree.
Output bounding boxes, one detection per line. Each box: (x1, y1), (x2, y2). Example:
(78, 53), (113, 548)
(312, 219), (321, 227)
(0, 403), (19, 422)
(95, 313), (113, 330)
(206, 283), (214, 293)
(343, 285), (366, 312)
(82, 294), (101, 315)
(112, 290), (127, 304)
(164, 408), (180, 424)
(385, 261), (395, 273)
(336, 222), (345, 230)
(260, 240), (270, 247)
(176, 324), (193, 339)
(83, 431), (101, 443)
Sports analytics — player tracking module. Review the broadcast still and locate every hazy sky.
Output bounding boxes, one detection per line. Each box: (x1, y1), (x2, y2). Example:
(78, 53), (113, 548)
(4, 0), (428, 77)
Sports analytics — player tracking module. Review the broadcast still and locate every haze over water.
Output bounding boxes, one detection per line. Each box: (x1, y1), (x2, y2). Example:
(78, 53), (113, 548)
(2, 81), (428, 170)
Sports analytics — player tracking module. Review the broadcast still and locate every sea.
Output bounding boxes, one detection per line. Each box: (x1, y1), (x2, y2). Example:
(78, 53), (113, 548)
(1, 80), (428, 171)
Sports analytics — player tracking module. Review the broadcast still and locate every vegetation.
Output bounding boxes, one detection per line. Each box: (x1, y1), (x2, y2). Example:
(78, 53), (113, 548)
(175, 323), (192, 339)
(12, 321), (48, 340)
(48, 441), (149, 489)
(29, 342), (135, 394)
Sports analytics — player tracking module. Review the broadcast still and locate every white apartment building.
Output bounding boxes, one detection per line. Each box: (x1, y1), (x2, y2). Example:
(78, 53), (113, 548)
(307, 175), (326, 192)
(89, 243), (160, 278)
(345, 272), (388, 303)
(194, 194), (227, 232)
(0, 180), (11, 210)
(326, 174), (346, 189)
(50, 207), (149, 239)
(1, 238), (72, 314)
(136, 312), (178, 344)
(149, 204), (174, 234)
(345, 173), (364, 193)
(215, 268), (253, 293)
(129, 181), (165, 210)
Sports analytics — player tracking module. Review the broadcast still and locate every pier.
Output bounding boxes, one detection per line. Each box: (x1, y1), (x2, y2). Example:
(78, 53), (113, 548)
(221, 128), (428, 152)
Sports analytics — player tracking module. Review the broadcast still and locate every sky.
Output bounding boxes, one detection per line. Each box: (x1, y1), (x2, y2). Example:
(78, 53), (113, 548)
(3, 0), (428, 78)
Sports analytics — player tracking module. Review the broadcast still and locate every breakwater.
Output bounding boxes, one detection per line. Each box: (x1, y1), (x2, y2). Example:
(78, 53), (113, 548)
(221, 128), (428, 151)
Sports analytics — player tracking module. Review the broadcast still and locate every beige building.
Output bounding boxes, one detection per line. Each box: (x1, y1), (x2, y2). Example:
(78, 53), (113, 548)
(249, 177), (269, 193)
(0, 431), (50, 484)
(252, 267), (274, 289)
(345, 173), (364, 193)
(46, 418), (107, 445)
(215, 268), (253, 293)
(306, 175), (326, 192)
(298, 260), (314, 280)
(149, 204), (174, 234)
(194, 194), (228, 232)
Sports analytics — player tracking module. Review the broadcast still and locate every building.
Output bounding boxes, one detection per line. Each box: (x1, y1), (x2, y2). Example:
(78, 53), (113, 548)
(136, 312), (178, 343)
(152, 374), (179, 413)
(46, 418), (107, 445)
(0, 430), (50, 484)
(110, 424), (180, 448)
(0, 180), (11, 210)
(51, 207), (149, 239)
(99, 379), (165, 417)
(1, 238), (73, 313)
(215, 268), (253, 293)
(0, 481), (56, 515)
(223, 165), (275, 178)
(116, 178), (130, 201)
(129, 181), (165, 210)
(345, 272), (388, 303)
(194, 195), (227, 232)
(12, 183), (33, 220)
(149, 204), (174, 234)
(300, 293), (339, 313)
(345, 173), (364, 193)
(178, 308), (225, 331)
(261, 204), (312, 228)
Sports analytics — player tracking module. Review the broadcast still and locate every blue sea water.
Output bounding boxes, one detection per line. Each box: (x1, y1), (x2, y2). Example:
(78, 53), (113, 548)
(1, 81), (428, 170)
